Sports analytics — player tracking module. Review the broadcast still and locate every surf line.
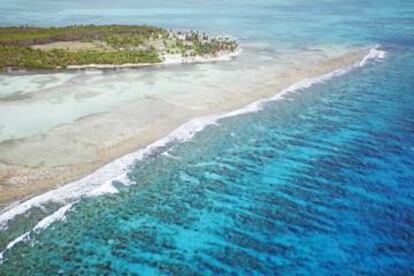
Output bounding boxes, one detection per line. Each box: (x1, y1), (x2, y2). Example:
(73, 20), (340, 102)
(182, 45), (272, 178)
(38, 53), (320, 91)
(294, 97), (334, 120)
(0, 46), (387, 258)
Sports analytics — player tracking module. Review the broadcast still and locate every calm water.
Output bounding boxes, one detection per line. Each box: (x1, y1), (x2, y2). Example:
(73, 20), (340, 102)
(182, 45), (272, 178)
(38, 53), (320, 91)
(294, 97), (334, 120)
(1, 0), (414, 275)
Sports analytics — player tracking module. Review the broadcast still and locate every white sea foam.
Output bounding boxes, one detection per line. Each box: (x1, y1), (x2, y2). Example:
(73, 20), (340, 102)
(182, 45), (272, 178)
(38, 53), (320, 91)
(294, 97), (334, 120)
(33, 202), (75, 231)
(0, 231), (29, 262)
(162, 151), (181, 160)
(359, 45), (386, 67)
(0, 203), (74, 263)
(0, 45), (386, 234)
(88, 179), (120, 197)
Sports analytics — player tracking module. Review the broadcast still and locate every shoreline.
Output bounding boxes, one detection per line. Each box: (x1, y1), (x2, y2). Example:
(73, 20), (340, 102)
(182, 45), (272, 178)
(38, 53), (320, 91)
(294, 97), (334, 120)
(66, 48), (242, 69)
(0, 47), (385, 217)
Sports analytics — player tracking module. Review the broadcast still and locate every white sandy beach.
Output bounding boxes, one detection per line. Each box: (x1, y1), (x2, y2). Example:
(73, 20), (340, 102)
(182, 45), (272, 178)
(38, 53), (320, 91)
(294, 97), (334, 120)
(65, 48), (242, 69)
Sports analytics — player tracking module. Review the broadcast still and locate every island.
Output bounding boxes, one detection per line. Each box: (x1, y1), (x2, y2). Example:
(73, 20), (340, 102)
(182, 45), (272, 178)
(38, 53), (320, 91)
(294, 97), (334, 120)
(0, 25), (240, 70)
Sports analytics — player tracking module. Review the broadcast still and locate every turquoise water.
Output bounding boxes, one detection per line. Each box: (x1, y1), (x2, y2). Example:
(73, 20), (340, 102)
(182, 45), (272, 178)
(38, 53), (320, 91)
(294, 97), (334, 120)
(1, 0), (414, 274)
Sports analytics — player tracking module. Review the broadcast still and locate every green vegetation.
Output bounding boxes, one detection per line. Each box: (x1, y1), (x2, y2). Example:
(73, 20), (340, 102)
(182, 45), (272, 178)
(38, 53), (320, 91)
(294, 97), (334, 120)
(0, 25), (164, 46)
(0, 25), (239, 70)
(0, 45), (160, 69)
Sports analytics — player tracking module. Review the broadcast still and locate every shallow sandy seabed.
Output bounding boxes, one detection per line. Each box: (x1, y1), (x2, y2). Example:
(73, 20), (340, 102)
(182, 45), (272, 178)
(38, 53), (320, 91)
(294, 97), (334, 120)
(0, 46), (368, 207)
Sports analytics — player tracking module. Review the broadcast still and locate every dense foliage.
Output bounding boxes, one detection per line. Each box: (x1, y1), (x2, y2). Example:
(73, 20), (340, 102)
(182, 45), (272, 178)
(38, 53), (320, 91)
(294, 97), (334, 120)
(0, 25), (164, 46)
(0, 45), (161, 69)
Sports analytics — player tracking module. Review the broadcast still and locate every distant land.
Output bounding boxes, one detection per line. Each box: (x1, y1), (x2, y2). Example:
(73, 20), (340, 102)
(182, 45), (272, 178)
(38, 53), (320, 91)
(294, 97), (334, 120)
(0, 25), (239, 70)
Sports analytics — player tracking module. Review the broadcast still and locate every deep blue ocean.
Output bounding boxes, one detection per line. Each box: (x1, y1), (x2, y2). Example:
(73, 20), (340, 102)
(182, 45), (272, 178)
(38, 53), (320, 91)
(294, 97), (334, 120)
(1, 0), (414, 275)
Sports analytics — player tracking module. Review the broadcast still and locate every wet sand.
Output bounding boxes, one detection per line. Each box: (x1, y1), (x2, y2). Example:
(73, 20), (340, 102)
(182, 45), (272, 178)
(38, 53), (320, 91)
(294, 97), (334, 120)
(0, 48), (368, 208)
